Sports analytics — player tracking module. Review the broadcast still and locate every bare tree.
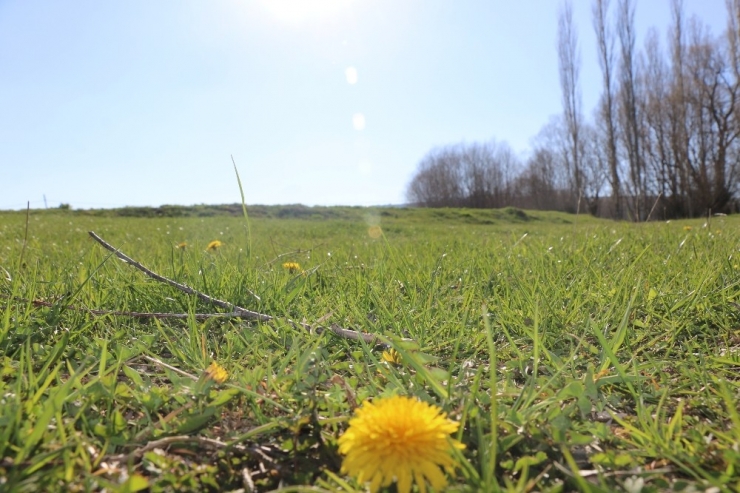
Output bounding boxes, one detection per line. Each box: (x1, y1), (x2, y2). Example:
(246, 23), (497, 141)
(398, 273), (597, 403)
(405, 0), (740, 218)
(513, 147), (563, 211)
(640, 28), (673, 211)
(666, 0), (694, 216)
(518, 116), (592, 213)
(616, 0), (647, 220)
(726, 0), (740, 206)
(683, 20), (740, 213)
(558, 0), (584, 205)
(593, 0), (622, 218)
(406, 147), (464, 207)
(406, 141), (520, 208)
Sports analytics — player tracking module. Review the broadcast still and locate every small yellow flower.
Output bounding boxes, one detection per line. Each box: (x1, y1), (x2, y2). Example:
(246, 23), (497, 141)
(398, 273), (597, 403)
(282, 261), (301, 274)
(381, 348), (402, 365)
(175, 242), (188, 249)
(205, 361), (228, 383)
(338, 395), (464, 493)
(683, 226), (693, 231)
(206, 240), (223, 251)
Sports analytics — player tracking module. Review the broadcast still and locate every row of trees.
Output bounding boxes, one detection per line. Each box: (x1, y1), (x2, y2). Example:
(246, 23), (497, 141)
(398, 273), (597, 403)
(407, 0), (740, 219)
(405, 141), (517, 209)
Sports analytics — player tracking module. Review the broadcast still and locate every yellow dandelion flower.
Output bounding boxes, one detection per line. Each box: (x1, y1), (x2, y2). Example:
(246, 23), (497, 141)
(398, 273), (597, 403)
(206, 240), (223, 251)
(175, 241), (187, 249)
(381, 348), (402, 365)
(338, 395), (464, 493)
(683, 226), (693, 231)
(205, 361), (228, 383)
(282, 261), (301, 274)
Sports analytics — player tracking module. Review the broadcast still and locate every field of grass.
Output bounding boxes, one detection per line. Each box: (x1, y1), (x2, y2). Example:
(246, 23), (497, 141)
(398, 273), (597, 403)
(0, 205), (738, 492)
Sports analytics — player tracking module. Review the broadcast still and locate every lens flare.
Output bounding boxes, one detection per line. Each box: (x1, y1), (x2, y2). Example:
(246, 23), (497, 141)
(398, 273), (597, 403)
(352, 113), (366, 130)
(368, 225), (382, 238)
(345, 66), (358, 84)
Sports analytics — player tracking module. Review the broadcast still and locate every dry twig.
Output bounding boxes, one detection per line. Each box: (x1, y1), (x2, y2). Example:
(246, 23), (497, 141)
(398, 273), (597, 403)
(88, 231), (380, 344)
(105, 435), (227, 463)
(142, 355), (198, 381)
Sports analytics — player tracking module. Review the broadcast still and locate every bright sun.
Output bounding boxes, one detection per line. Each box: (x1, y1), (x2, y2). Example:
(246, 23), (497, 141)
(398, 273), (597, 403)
(260, 0), (354, 26)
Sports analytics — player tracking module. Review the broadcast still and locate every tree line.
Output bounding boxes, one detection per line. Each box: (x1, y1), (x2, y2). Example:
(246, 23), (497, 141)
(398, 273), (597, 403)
(407, 0), (740, 220)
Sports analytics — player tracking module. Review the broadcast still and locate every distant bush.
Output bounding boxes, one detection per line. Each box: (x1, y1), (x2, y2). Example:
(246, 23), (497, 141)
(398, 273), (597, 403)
(502, 206), (528, 221)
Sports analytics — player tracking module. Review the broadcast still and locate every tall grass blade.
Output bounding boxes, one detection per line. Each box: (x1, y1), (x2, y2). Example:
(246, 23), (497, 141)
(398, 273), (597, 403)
(232, 155), (252, 258)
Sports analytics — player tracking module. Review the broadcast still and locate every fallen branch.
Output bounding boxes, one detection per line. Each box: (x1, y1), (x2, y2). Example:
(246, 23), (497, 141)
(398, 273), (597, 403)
(102, 434), (280, 464)
(88, 231), (380, 345)
(552, 460), (675, 479)
(104, 435), (227, 463)
(142, 355), (198, 381)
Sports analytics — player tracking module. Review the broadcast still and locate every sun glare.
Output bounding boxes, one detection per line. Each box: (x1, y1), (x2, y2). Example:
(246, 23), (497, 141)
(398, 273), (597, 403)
(352, 113), (365, 130)
(345, 66), (358, 84)
(260, 0), (353, 26)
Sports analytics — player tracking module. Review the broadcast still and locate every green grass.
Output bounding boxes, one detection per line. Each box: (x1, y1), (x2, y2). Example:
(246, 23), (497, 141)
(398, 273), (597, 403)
(0, 206), (738, 492)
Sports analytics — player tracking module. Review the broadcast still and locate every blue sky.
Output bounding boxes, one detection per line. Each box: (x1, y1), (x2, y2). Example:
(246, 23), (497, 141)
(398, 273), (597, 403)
(0, 0), (729, 210)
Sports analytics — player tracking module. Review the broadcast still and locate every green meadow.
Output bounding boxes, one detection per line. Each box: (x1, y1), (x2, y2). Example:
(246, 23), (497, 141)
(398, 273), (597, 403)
(0, 206), (739, 492)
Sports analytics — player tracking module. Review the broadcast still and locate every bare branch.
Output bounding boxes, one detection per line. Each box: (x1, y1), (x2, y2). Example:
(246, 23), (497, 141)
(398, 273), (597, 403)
(87, 231), (380, 345)
(558, 0), (584, 200)
(89, 231), (271, 322)
(104, 435), (228, 463)
(142, 355), (198, 381)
